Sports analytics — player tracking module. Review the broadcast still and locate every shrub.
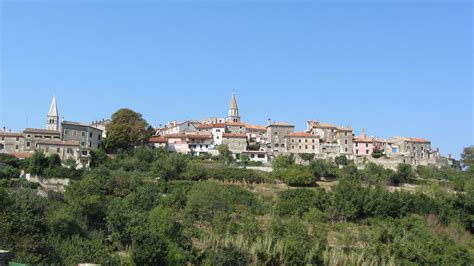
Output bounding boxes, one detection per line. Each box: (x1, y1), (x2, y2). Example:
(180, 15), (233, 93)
(276, 188), (328, 217)
(280, 166), (315, 186)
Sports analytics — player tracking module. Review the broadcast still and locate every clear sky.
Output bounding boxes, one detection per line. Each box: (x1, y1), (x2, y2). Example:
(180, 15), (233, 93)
(0, 0), (472, 158)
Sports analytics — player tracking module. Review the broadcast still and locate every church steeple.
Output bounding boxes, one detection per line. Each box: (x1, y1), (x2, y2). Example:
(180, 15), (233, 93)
(46, 96), (59, 131)
(226, 92), (240, 123)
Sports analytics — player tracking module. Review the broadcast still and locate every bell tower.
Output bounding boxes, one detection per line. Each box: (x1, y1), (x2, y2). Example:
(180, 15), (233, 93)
(46, 96), (59, 131)
(226, 92), (240, 123)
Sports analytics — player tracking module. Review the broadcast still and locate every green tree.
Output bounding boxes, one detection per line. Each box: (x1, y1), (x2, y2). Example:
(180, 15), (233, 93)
(334, 155), (349, 166)
(461, 146), (474, 170)
(240, 154), (250, 168)
(281, 166), (315, 186)
(299, 153), (315, 162)
(27, 151), (48, 175)
(217, 144), (234, 165)
(152, 152), (188, 181)
(393, 164), (414, 185)
(104, 108), (152, 153)
(272, 154), (295, 170)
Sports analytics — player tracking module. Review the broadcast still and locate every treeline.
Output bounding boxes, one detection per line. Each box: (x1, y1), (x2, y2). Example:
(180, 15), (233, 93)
(0, 146), (473, 265)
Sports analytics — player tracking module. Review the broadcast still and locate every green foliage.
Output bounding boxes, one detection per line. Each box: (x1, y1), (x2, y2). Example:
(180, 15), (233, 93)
(152, 152), (189, 181)
(299, 153), (315, 162)
(247, 143), (261, 151)
(334, 155), (349, 166)
(89, 149), (109, 168)
(27, 151), (48, 175)
(2, 145), (473, 265)
(278, 165), (315, 186)
(217, 144), (234, 164)
(104, 108), (152, 153)
(276, 188), (329, 217)
(272, 154), (295, 169)
(393, 164), (414, 185)
(309, 159), (337, 179)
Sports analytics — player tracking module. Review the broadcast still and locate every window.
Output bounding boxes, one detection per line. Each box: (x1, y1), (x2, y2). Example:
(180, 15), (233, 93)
(274, 132), (278, 135)
(16, 137), (19, 141)
(292, 139), (295, 142)
(89, 132), (93, 138)
(67, 148), (73, 154)
(313, 145), (315, 149)
(27, 142), (31, 147)
(216, 129), (221, 132)
(366, 150), (369, 154)
(299, 146), (301, 149)
(80, 141), (85, 147)
(275, 144), (279, 147)
(251, 154), (255, 158)
(206, 145), (208, 148)
(217, 136), (220, 139)
(345, 148), (348, 152)
(356, 143), (359, 147)
(15, 145), (19, 150)
(345, 140), (347, 144)
(98, 135), (101, 140)
(89, 141), (92, 147)
(356, 149), (359, 154)
(82, 150), (88, 156)
(258, 154), (265, 158)
(292, 146), (295, 149)
(366, 143), (369, 147)
(1, 137), (4, 141)
(345, 132), (348, 136)
(27, 135), (31, 137)
(81, 131), (86, 137)
(312, 139), (315, 143)
(305, 139), (308, 143)
(305, 145), (308, 149)
(281, 144), (284, 147)
(57, 148), (60, 153)
(299, 139), (301, 143)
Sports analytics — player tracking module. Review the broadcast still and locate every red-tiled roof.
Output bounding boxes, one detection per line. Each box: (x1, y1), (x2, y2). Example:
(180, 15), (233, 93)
(149, 136), (167, 143)
(407, 138), (430, 143)
(23, 128), (60, 134)
(223, 133), (247, 138)
(245, 124), (266, 131)
(286, 132), (319, 138)
(8, 152), (33, 159)
(225, 122), (246, 126)
(197, 123), (225, 129)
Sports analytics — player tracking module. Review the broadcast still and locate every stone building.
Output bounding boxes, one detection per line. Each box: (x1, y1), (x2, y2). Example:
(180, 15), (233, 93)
(35, 140), (83, 162)
(23, 128), (61, 153)
(285, 132), (320, 155)
(305, 120), (353, 158)
(389, 137), (432, 163)
(222, 133), (247, 157)
(0, 131), (25, 153)
(158, 120), (198, 136)
(266, 122), (295, 153)
(61, 121), (103, 151)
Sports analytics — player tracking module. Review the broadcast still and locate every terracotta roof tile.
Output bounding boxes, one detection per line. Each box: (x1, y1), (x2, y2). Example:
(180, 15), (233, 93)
(286, 132), (319, 138)
(223, 133), (247, 138)
(149, 136), (167, 143)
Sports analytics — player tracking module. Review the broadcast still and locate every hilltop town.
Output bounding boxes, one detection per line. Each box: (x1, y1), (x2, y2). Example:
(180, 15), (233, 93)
(0, 94), (461, 170)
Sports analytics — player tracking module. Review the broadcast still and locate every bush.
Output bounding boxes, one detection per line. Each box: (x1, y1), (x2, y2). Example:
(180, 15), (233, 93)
(309, 159), (337, 179)
(280, 166), (315, 186)
(276, 188), (329, 217)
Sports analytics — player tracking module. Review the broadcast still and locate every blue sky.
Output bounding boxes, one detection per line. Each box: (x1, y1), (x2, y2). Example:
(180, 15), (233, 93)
(0, 1), (472, 158)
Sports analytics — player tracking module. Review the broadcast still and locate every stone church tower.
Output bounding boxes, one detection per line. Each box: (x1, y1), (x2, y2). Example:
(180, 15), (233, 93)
(46, 96), (59, 131)
(226, 93), (241, 123)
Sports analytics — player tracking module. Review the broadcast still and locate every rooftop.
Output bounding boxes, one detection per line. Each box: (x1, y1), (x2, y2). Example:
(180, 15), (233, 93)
(24, 128), (60, 134)
(223, 133), (247, 138)
(286, 132), (319, 138)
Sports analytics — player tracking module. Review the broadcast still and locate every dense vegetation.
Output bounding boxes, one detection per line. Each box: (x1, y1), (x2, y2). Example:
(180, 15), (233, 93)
(0, 146), (473, 265)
